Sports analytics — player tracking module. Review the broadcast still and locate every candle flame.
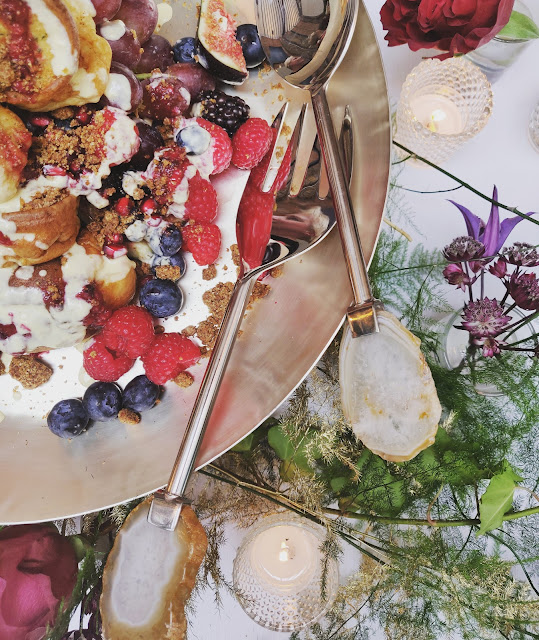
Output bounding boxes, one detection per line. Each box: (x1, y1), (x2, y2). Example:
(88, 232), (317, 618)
(431, 108), (447, 123)
(278, 541), (290, 562)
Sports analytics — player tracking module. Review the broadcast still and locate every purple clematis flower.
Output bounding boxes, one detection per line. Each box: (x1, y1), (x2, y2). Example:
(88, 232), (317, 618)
(448, 187), (537, 260)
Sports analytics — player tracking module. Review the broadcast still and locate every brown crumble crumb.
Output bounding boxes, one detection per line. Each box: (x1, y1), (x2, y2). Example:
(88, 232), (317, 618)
(154, 325), (165, 334)
(250, 282), (271, 305)
(270, 265), (285, 278)
(196, 317), (220, 350)
(9, 356), (53, 389)
(231, 244), (241, 267)
(202, 264), (217, 280)
(118, 408), (141, 425)
(174, 371), (194, 388)
(155, 265), (181, 280)
(202, 281), (234, 320)
(181, 325), (196, 337)
(0, 358), (5, 376)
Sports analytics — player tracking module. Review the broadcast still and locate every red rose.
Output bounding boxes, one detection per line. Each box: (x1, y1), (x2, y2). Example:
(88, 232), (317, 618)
(0, 525), (78, 640)
(380, 0), (515, 57)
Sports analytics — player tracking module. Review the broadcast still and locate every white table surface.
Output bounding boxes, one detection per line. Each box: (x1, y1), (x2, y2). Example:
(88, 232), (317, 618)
(166, 3), (539, 638)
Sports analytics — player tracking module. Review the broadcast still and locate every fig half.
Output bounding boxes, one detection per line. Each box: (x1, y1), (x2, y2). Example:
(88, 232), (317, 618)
(197, 0), (249, 85)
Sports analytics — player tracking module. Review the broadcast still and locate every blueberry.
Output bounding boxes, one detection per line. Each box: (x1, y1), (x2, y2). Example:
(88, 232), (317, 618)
(147, 224), (182, 256)
(176, 125), (211, 155)
(236, 24), (266, 68)
(54, 117), (73, 131)
(139, 278), (183, 317)
(47, 399), (90, 438)
(151, 252), (186, 280)
(172, 37), (197, 63)
(83, 382), (122, 422)
(123, 375), (160, 412)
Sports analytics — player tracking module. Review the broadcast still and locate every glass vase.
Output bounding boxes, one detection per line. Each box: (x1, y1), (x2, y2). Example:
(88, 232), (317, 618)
(466, 1), (536, 82)
(529, 100), (539, 153)
(438, 307), (535, 396)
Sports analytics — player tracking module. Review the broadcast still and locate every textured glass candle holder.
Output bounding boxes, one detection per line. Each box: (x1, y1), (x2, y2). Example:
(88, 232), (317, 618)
(395, 57), (493, 166)
(232, 512), (339, 632)
(529, 101), (539, 153)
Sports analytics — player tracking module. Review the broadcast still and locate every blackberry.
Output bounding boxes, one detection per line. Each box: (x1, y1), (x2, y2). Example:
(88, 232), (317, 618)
(100, 167), (126, 200)
(193, 90), (249, 136)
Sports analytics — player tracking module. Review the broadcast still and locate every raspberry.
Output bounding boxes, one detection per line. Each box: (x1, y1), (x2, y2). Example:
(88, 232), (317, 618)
(182, 222), (221, 265)
(249, 129), (292, 194)
(184, 172), (218, 223)
(196, 118), (232, 175)
(83, 334), (135, 382)
(141, 333), (201, 384)
(231, 118), (273, 170)
(102, 306), (155, 358)
(237, 183), (275, 270)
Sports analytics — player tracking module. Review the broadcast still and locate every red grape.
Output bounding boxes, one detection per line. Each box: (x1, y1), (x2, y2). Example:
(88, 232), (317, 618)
(91, 0), (122, 24)
(112, 0), (158, 45)
(102, 62), (143, 112)
(167, 62), (216, 97)
(98, 20), (142, 69)
(135, 35), (174, 73)
(130, 122), (163, 170)
(140, 74), (190, 120)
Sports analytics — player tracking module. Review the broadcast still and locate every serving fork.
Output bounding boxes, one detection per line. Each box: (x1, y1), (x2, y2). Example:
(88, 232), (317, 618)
(148, 104), (353, 530)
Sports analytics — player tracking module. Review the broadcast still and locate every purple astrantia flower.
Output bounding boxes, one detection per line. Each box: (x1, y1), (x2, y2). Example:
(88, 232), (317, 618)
(501, 242), (539, 267)
(460, 298), (512, 337)
(488, 259), (507, 279)
(443, 263), (471, 291)
(448, 187), (537, 260)
(443, 236), (485, 262)
(508, 272), (539, 310)
(476, 336), (504, 358)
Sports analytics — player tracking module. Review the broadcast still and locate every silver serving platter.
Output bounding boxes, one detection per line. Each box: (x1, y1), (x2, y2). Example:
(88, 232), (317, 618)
(0, 0), (390, 523)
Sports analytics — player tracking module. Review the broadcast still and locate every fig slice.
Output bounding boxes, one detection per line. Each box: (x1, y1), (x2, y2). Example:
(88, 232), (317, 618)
(100, 499), (207, 640)
(197, 0), (249, 85)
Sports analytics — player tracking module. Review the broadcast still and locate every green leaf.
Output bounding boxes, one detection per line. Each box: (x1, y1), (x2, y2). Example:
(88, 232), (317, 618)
(267, 425), (295, 460)
(498, 11), (539, 40)
(330, 476), (348, 493)
(477, 461), (523, 536)
(231, 433), (255, 452)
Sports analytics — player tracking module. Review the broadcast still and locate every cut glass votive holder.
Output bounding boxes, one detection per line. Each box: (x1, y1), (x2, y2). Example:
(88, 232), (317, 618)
(395, 57), (493, 165)
(232, 512), (339, 632)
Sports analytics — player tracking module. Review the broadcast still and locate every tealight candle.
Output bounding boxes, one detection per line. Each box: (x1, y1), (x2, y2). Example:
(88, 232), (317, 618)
(395, 57), (492, 165)
(249, 523), (319, 592)
(409, 94), (464, 135)
(233, 513), (339, 632)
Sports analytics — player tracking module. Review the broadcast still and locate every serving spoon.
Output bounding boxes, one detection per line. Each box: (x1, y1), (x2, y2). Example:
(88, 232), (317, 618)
(255, 0), (381, 337)
(255, 0), (443, 464)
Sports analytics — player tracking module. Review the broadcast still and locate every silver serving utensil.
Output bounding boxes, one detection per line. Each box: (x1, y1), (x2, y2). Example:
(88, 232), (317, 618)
(148, 105), (352, 531)
(255, 0), (381, 337)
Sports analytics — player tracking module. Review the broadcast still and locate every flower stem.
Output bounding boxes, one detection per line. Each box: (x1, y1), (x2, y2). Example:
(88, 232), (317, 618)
(504, 310), (539, 339)
(393, 141), (539, 228)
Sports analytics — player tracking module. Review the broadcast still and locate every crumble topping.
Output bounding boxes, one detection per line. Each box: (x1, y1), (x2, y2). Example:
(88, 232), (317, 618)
(118, 408), (141, 425)
(174, 371), (194, 388)
(9, 356), (53, 389)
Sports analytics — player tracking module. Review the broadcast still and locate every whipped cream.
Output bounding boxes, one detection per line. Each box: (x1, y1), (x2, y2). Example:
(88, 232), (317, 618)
(0, 243), (134, 354)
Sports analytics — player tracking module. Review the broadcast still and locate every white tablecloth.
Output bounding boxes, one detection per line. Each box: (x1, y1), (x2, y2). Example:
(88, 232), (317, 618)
(176, 2), (539, 637)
